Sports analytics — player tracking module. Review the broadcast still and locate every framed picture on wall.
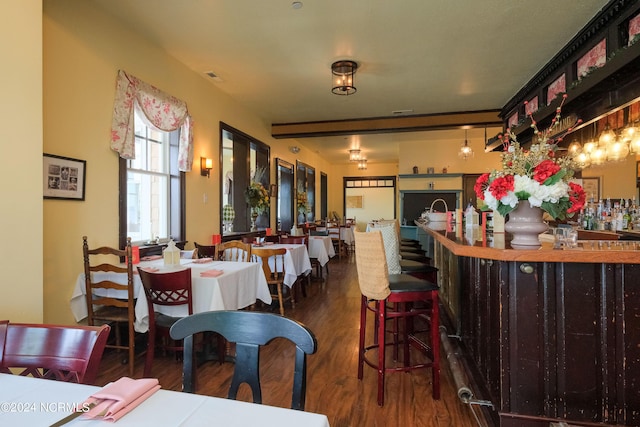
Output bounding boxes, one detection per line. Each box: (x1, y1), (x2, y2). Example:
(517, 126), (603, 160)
(43, 153), (86, 200)
(581, 177), (601, 201)
(346, 195), (364, 209)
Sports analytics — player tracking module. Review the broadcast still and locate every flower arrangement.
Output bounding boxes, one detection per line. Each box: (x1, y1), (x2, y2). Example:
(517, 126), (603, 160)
(297, 192), (309, 214)
(474, 95), (586, 220)
(244, 166), (270, 215)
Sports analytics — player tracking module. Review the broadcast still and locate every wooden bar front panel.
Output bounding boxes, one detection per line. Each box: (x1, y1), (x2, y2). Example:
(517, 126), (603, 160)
(440, 244), (640, 426)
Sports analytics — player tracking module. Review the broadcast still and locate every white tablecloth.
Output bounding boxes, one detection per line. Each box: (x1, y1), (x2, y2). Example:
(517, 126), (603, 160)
(0, 374), (330, 426)
(70, 259), (271, 333)
(307, 236), (335, 266)
(328, 226), (355, 245)
(252, 243), (312, 288)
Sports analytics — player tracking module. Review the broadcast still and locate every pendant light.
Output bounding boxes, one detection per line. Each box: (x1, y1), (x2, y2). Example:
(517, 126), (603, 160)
(458, 129), (474, 160)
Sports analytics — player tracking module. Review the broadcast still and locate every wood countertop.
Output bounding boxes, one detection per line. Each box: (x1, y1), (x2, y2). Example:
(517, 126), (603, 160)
(417, 221), (640, 264)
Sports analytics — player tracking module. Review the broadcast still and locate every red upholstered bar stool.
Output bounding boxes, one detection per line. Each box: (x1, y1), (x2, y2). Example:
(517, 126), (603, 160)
(353, 230), (440, 406)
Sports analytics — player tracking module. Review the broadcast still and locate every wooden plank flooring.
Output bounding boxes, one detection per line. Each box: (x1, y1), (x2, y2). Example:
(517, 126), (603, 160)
(95, 256), (481, 426)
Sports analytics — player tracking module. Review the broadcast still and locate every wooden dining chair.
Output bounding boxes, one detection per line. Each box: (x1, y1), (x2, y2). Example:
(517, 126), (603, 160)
(170, 311), (317, 410)
(194, 242), (216, 259)
(328, 226), (345, 260)
(251, 247), (292, 315)
(353, 230), (440, 406)
(83, 235), (137, 377)
(0, 322), (110, 385)
(137, 267), (193, 378)
(215, 240), (252, 262)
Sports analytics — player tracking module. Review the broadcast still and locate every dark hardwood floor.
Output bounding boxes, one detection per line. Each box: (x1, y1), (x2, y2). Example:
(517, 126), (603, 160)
(95, 255), (482, 426)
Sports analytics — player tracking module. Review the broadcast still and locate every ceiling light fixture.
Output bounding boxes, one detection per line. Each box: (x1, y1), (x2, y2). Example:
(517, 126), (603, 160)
(458, 129), (474, 160)
(289, 146), (300, 154)
(331, 60), (358, 95)
(357, 158), (367, 170)
(349, 148), (361, 162)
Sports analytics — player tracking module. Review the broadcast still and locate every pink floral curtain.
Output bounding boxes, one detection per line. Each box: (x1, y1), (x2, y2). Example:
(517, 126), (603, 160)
(111, 70), (193, 171)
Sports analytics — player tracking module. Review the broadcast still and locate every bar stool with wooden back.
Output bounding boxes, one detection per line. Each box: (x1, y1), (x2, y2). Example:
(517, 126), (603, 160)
(353, 230), (440, 406)
(82, 236), (137, 377)
(137, 267), (193, 378)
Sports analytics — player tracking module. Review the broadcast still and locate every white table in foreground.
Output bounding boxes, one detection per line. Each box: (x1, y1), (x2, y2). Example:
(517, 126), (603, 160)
(0, 374), (330, 426)
(70, 259), (271, 333)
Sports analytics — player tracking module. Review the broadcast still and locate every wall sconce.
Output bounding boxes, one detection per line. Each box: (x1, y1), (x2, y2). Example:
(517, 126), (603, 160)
(200, 157), (212, 178)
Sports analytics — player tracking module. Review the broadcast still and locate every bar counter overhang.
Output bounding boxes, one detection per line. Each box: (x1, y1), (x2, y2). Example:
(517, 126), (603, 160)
(417, 221), (640, 427)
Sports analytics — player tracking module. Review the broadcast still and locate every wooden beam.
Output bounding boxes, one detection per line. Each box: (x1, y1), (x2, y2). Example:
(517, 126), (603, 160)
(271, 110), (502, 139)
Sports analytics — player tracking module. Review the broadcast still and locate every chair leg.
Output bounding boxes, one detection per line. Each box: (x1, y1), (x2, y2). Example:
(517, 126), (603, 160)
(357, 295), (367, 380)
(377, 301), (387, 406)
(143, 325), (156, 378)
(128, 323), (135, 377)
(277, 283), (285, 316)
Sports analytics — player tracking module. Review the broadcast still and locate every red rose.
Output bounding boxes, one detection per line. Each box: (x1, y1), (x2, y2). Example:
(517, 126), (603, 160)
(488, 175), (514, 200)
(474, 173), (490, 200)
(567, 182), (586, 214)
(533, 160), (561, 183)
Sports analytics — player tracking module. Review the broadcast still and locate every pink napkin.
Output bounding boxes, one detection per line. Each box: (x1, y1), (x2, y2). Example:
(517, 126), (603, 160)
(81, 377), (160, 421)
(141, 255), (162, 261)
(200, 269), (224, 277)
(192, 257), (213, 264)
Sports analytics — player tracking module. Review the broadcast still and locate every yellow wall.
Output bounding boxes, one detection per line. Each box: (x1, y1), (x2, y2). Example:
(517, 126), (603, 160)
(0, 0), (43, 322)
(42, 0), (330, 325)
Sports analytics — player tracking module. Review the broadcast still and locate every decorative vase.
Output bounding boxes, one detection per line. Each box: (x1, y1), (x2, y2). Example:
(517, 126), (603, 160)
(250, 210), (259, 231)
(504, 202), (548, 248)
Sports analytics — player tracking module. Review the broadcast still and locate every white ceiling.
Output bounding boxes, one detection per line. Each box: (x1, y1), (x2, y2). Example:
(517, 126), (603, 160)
(92, 0), (611, 163)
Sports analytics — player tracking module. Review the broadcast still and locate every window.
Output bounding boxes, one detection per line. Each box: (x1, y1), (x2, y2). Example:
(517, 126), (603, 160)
(296, 161), (315, 223)
(119, 109), (184, 246)
(220, 122), (270, 234)
(276, 159), (295, 232)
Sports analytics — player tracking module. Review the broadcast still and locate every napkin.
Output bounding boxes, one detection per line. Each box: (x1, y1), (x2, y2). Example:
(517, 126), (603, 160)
(141, 267), (159, 273)
(200, 269), (224, 277)
(141, 255), (163, 261)
(81, 377), (160, 422)
(192, 257), (213, 264)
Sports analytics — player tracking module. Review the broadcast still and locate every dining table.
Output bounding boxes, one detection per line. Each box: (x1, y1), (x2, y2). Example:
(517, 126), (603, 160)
(307, 235), (335, 266)
(0, 374), (331, 426)
(70, 258), (271, 333)
(251, 243), (312, 288)
(327, 225), (355, 246)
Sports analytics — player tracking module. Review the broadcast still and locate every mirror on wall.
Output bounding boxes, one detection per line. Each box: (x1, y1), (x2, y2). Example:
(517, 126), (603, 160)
(220, 122), (270, 235)
(276, 158), (294, 232)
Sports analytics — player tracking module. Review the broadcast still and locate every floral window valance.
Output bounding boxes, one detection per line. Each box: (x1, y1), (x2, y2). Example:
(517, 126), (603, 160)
(110, 70), (193, 171)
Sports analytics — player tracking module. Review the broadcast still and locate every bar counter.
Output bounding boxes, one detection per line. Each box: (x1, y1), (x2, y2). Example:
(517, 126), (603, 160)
(416, 221), (640, 427)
